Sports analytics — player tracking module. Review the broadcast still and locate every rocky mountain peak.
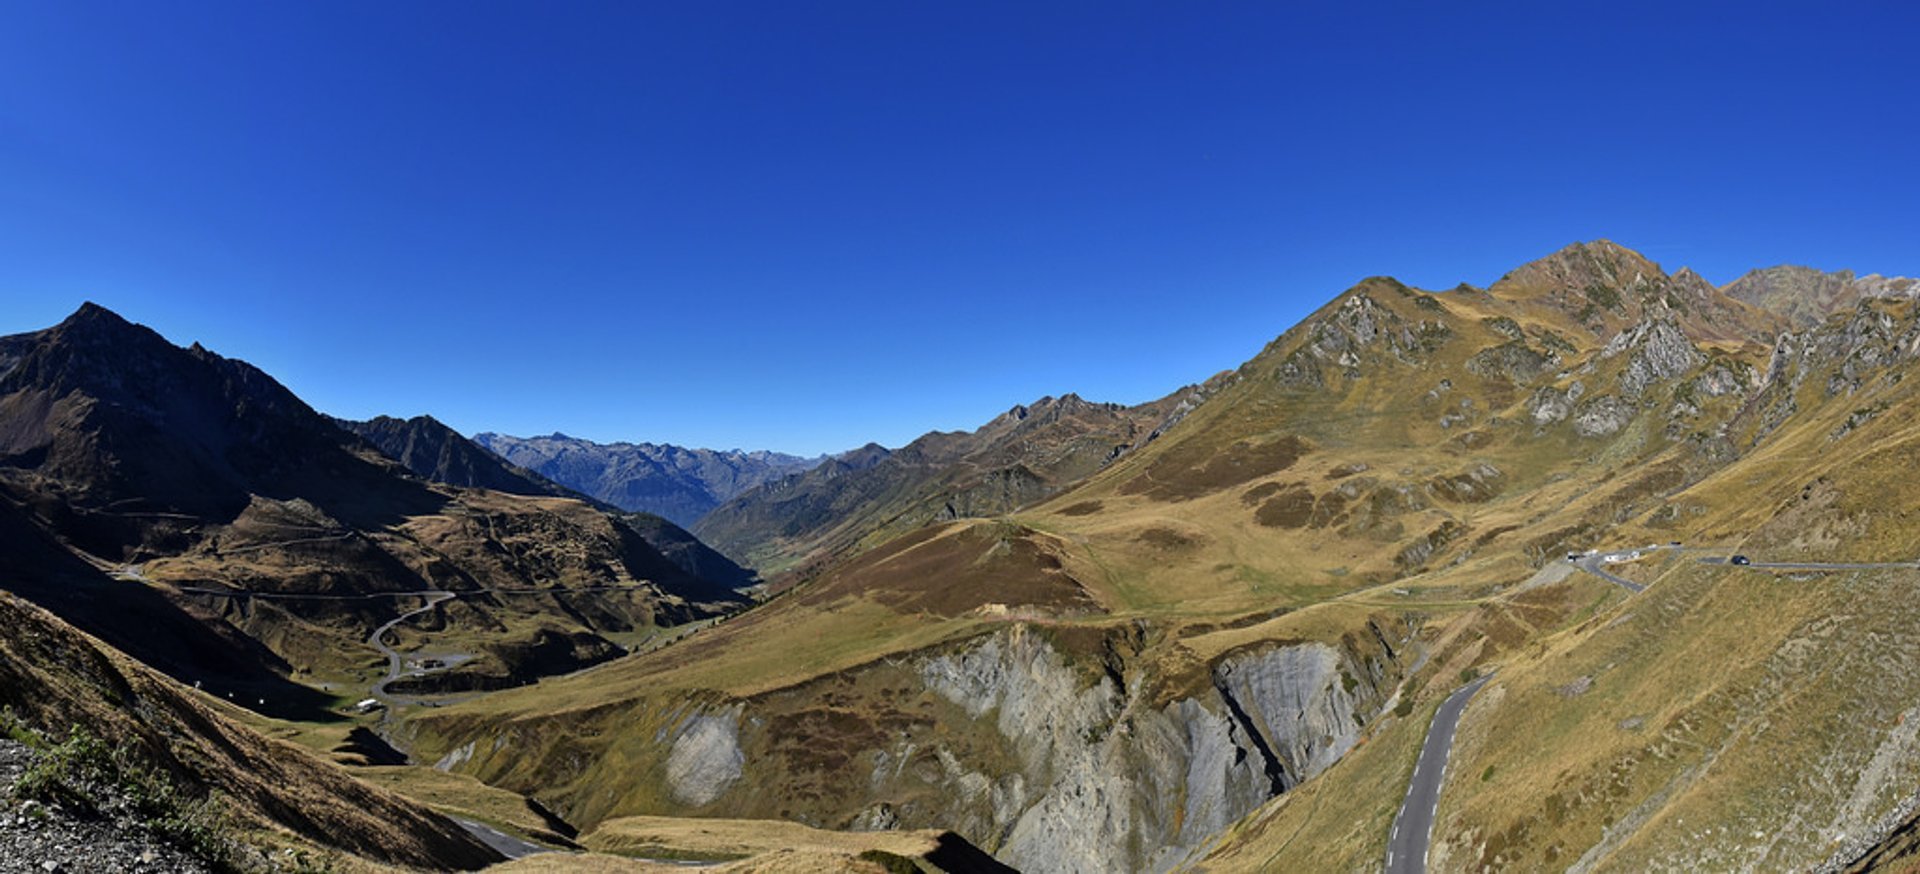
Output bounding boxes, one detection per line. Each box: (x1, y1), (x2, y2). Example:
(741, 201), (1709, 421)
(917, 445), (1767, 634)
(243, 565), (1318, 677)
(1490, 240), (1666, 301)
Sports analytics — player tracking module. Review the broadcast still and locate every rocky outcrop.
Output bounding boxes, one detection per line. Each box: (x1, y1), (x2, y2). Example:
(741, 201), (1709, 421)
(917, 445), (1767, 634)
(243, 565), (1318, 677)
(1723, 265), (1920, 329)
(909, 625), (1409, 872)
(1276, 289), (1453, 389)
(1529, 380), (1586, 425)
(666, 710), (746, 806)
(1574, 395), (1632, 438)
(1466, 340), (1558, 384)
(1602, 319), (1705, 399)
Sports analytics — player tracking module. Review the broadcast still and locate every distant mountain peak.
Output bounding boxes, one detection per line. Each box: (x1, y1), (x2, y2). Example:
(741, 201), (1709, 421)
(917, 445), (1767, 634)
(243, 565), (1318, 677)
(1722, 264), (1919, 328)
(472, 432), (827, 526)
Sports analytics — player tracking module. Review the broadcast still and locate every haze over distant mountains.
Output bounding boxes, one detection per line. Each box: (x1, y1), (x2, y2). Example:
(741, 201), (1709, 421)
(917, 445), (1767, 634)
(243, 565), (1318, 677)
(472, 432), (823, 527)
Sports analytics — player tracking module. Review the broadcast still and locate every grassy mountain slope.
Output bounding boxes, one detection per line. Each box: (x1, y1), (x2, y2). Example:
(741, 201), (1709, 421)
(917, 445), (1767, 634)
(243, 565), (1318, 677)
(693, 389), (1214, 573)
(407, 241), (1920, 873)
(0, 590), (500, 870)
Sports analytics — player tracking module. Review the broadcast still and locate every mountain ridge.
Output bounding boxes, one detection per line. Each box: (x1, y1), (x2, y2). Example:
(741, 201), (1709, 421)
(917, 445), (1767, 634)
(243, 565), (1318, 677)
(691, 382), (1216, 572)
(473, 431), (823, 527)
(411, 239), (1920, 873)
(0, 302), (744, 714)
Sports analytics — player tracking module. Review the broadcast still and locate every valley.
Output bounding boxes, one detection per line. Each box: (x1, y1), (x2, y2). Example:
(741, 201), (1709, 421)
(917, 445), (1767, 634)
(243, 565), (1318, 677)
(6, 242), (1920, 872)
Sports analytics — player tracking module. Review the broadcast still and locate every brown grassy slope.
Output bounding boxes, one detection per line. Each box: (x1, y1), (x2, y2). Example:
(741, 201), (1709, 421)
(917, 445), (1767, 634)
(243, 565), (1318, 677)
(408, 243), (1803, 857)
(1199, 298), (1920, 872)
(0, 590), (499, 870)
(694, 389), (1207, 573)
(1008, 263), (1769, 624)
(578, 816), (1011, 872)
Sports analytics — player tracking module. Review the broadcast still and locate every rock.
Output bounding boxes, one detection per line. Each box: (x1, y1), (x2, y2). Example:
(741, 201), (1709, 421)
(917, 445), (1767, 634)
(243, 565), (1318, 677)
(665, 710), (745, 806)
(916, 624), (1410, 873)
(1528, 380), (1585, 425)
(1603, 319), (1706, 398)
(1574, 395), (1632, 437)
(851, 802), (900, 831)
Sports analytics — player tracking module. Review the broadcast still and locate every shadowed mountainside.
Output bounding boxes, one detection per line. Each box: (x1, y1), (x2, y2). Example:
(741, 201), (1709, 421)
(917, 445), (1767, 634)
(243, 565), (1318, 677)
(0, 304), (743, 708)
(335, 414), (576, 500)
(338, 412), (758, 590)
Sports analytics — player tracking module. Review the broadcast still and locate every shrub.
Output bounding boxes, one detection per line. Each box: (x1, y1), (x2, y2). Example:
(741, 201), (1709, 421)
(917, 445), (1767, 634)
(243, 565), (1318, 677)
(11, 724), (232, 869)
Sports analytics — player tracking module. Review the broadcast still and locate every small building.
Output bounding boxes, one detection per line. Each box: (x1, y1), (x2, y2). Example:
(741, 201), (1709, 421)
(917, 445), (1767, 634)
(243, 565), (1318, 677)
(355, 698), (384, 714)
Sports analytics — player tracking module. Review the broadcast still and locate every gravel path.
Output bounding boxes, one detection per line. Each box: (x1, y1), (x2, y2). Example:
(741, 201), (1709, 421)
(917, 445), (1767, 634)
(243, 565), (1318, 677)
(0, 740), (210, 874)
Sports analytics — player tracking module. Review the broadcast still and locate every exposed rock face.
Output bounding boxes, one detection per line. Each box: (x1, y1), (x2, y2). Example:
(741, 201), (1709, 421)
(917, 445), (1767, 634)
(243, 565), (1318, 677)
(911, 626), (1408, 873)
(666, 711), (746, 806)
(428, 622), (1410, 874)
(1276, 287), (1453, 388)
(1466, 339), (1558, 384)
(1574, 395), (1632, 437)
(1603, 319), (1706, 398)
(1529, 380), (1586, 425)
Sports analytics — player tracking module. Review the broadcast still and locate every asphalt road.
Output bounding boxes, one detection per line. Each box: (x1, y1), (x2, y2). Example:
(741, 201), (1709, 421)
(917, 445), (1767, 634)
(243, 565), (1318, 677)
(1699, 557), (1919, 571)
(369, 592), (459, 699)
(453, 817), (548, 859)
(1386, 673), (1493, 874)
(1569, 544), (1692, 594)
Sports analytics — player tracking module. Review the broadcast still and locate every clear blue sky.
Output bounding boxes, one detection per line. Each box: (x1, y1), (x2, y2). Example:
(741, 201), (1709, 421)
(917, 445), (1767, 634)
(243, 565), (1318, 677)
(3, 2), (1916, 455)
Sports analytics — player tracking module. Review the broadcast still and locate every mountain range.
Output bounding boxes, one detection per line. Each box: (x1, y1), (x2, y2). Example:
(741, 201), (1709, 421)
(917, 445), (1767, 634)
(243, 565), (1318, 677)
(337, 413), (758, 591)
(472, 431), (822, 527)
(691, 387), (1217, 573)
(6, 241), (1920, 872)
(410, 241), (1920, 872)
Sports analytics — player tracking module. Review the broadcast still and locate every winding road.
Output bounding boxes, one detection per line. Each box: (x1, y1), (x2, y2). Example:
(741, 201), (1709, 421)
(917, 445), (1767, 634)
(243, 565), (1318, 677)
(369, 592), (458, 699)
(1568, 544), (1691, 593)
(1386, 673), (1493, 874)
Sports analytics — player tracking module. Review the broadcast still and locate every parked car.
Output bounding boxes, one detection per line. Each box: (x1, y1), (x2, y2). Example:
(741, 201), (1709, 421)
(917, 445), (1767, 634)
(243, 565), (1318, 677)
(1730, 554), (1751, 566)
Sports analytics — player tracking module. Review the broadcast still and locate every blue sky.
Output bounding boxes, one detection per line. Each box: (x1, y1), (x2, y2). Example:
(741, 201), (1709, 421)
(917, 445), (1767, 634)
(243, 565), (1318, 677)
(2, 2), (1916, 455)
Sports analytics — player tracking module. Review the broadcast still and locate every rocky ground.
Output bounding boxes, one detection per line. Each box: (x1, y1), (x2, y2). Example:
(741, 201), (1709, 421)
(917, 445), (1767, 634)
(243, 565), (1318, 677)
(0, 739), (211, 874)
